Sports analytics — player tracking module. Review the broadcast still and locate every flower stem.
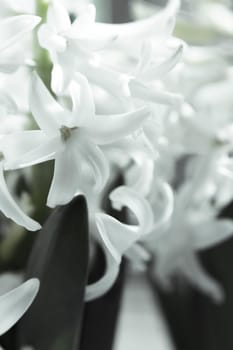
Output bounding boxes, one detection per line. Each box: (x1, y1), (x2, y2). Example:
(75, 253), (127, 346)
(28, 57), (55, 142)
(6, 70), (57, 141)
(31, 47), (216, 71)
(34, 0), (52, 90)
(30, 0), (53, 224)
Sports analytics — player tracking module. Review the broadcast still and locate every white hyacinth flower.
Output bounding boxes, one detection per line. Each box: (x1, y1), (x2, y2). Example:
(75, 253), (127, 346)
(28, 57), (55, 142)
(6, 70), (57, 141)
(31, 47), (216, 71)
(3, 72), (149, 208)
(38, 2), (115, 55)
(38, 0), (183, 98)
(148, 181), (233, 302)
(85, 185), (155, 300)
(38, 1), (116, 93)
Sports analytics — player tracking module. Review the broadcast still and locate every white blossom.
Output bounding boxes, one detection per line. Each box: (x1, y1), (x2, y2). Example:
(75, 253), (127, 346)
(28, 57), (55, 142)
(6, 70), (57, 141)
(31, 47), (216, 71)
(86, 185), (154, 300)
(3, 73), (150, 208)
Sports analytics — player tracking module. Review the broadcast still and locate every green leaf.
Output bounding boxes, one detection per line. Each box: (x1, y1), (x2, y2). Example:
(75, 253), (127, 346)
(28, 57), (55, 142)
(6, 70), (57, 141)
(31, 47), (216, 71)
(17, 195), (89, 350)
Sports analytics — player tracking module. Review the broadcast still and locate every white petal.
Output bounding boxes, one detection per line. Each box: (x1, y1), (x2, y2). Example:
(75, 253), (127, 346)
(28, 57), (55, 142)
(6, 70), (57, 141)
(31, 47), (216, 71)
(70, 6), (117, 49)
(4, 0), (35, 14)
(129, 79), (183, 107)
(47, 144), (81, 207)
(136, 39), (153, 74)
(148, 180), (174, 237)
(218, 123), (233, 143)
(38, 24), (67, 53)
(201, 2), (233, 35)
(47, 2), (71, 33)
(96, 213), (140, 263)
(102, 136), (154, 167)
(191, 219), (233, 250)
(88, 106), (150, 145)
(139, 44), (184, 81)
(70, 35), (117, 52)
(180, 254), (224, 303)
(51, 64), (66, 95)
(79, 139), (109, 193)
(69, 73), (95, 127)
(51, 53), (77, 95)
(127, 157), (154, 196)
(30, 73), (68, 135)
(125, 243), (151, 269)
(0, 279), (39, 336)
(95, 0), (179, 42)
(3, 135), (62, 170)
(109, 186), (154, 235)
(0, 92), (17, 115)
(77, 60), (129, 100)
(0, 45), (24, 73)
(0, 63), (18, 74)
(0, 164), (41, 231)
(0, 15), (41, 52)
(0, 131), (47, 164)
(85, 248), (119, 301)
(71, 4), (96, 33)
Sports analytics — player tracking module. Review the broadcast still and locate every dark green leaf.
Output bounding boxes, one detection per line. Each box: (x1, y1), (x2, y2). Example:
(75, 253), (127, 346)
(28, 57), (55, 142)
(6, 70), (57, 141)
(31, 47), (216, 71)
(17, 195), (89, 350)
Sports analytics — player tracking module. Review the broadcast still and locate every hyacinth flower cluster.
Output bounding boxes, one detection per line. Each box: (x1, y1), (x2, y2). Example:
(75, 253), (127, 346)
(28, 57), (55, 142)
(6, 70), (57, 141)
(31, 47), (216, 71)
(0, 0), (233, 341)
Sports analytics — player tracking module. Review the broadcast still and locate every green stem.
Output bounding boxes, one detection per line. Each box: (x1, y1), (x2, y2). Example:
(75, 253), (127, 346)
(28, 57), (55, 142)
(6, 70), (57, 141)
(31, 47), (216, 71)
(31, 0), (54, 224)
(34, 0), (52, 90)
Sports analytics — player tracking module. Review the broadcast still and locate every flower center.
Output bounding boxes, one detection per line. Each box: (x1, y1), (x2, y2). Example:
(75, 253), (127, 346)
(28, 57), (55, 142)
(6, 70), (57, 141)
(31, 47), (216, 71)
(60, 125), (77, 142)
